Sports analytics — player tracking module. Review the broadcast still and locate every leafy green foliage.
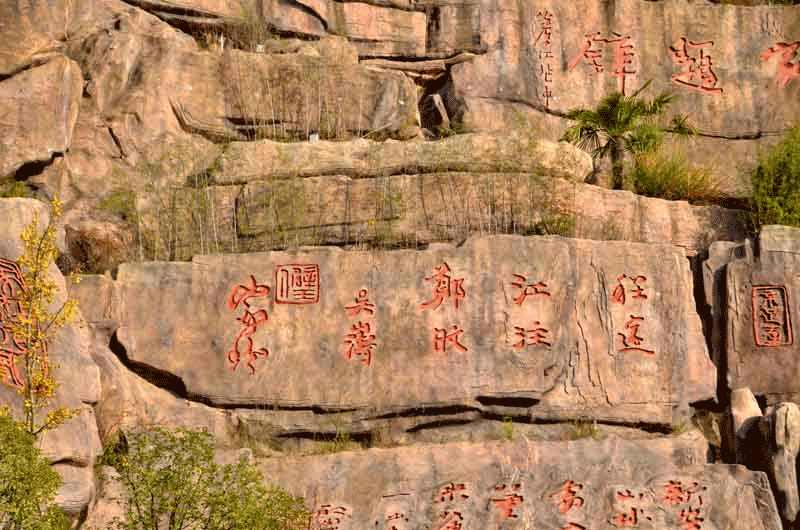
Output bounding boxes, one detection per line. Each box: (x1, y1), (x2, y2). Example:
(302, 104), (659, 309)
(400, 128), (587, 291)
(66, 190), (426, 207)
(101, 427), (309, 530)
(0, 410), (69, 530)
(748, 126), (800, 230)
(561, 80), (690, 189)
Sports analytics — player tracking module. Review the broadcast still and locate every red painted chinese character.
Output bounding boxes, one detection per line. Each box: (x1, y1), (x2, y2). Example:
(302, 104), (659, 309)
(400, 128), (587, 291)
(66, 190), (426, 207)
(569, 32), (636, 94)
(512, 321), (552, 350)
(535, 10), (554, 47)
(345, 288), (376, 317)
(617, 315), (655, 355)
(421, 263), (465, 311)
(612, 507), (639, 527)
(314, 504), (350, 530)
(386, 512), (408, 527)
(275, 264), (320, 304)
(552, 480), (585, 514)
(663, 481), (705, 506)
(226, 275), (271, 374)
(612, 274), (647, 305)
(511, 274), (551, 305)
(434, 511), (463, 530)
(762, 41), (800, 88)
(561, 524), (586, 530)
(0, 258), (26, 389)
(569, 32), (605, 73)
(433, 326), (468, 354)
(670, 38), (722, 94)
(343, 321), (376, 366)
(491, 483), (524, 519)
(435, 482), (470, 503)
(678, 507), (704, 530)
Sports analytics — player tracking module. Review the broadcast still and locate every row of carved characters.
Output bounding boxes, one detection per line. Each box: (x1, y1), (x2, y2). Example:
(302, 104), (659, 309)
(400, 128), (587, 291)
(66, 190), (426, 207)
(221, 262), (658, 375)
(310, 478), (709, 530)
(533, 9), (799, 105)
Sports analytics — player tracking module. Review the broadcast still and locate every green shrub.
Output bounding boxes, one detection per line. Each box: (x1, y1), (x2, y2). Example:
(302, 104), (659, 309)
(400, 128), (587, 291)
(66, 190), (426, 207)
(0, 411), (69, 530)
(98, 189), (137, 223)
(749, 126), (800, 230)
(629, 149), (723, 203)
(101, 427), (309, 530)
(0, 178), (31, 198)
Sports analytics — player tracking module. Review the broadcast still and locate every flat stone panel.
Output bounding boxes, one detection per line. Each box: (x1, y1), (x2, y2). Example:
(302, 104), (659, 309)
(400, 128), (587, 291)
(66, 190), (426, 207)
(115, 235), (714, 424)
(256, 435), (781, 530)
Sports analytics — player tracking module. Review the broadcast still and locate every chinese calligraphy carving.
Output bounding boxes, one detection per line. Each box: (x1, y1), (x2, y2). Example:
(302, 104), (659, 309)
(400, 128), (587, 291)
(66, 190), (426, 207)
(435, 482), (470, 503)
(346, 288), (376, 317)
(421, 263), (465, 311)
(611, 488), (654, 528)
(226, 275), (270, 374)
(343, 288), (378, 366)
(433, 325), (468, 354)
(663, 480), (706, 506)
(612, 275), (647, 305)
(669, 38), (722, 94)
(0, 258), (26, 388)
(762, 41), (800, 87)
(535, 9), (556, 107)
(569, 32), (637, 94)
(552, 480), (585, 514)
(275, 264), (320, 304)
(512, 321), (552, 350)
(313, 504), (351, 530)
(617, 315), (655, 355)
(752, 286), (793, 347)
(511, 274), (551, 305)
(433, 483), (470, 530)
(343, 321), (376, 366)
(491, 483), (524, 519)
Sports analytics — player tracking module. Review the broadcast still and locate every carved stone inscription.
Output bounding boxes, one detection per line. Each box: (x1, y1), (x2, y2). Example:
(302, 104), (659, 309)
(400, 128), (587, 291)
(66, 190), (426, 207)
(752, 286), (793, 347)
(115, 236), (714, 422)
(256, 438), (781, 530)
(0, 257), (26, 388)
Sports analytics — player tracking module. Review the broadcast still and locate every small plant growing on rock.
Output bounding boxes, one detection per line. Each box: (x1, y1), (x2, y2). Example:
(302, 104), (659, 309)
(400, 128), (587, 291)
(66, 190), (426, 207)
(561, 80), (690, 190)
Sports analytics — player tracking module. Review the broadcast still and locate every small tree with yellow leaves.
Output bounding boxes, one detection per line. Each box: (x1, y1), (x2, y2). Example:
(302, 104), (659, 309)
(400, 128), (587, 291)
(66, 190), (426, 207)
(10, 198), (79, 436)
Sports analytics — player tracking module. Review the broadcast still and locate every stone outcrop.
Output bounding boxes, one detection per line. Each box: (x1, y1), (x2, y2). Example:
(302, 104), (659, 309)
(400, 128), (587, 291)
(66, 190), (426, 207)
(0, 57), (82, 177)
(0, 199), (101, 516)
(706, 226), (800, 405)
(253, 434), (780, 530)
(101, 235), (715, 425)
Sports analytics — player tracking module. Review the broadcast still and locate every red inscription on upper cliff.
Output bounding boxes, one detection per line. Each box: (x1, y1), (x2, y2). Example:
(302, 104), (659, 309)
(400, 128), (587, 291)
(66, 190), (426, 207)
(762, 42), (800, 88)
(669, 38), (722, 94)
(569, 32), (636, 94)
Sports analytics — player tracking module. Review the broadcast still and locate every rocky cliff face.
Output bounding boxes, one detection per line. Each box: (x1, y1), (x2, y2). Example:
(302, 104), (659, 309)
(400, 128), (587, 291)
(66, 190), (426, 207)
(2, 0), (800, 528)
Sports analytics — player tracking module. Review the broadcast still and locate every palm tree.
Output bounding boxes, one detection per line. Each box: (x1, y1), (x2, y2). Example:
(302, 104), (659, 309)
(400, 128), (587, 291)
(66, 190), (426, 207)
(561, 80), (689, 189)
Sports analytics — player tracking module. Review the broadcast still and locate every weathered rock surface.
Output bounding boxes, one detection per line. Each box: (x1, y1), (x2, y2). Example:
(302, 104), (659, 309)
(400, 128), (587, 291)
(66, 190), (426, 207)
(446, 1), (800, 192)
(0, 57), (82, 177)
(104, 235), (715, 425)
(0, 199), (102, 516)
(759, 403), (800, 527)
(713, 226), (800, 404)
(252, 434), (780, 530)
